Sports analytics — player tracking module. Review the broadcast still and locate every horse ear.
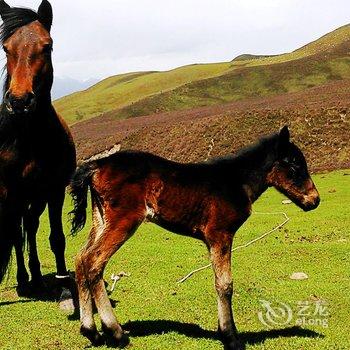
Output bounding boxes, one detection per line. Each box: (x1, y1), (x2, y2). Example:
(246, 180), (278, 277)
(38, 0), (53, 32)
(277, 125), (290, 156)
(0, 0), (11, 20)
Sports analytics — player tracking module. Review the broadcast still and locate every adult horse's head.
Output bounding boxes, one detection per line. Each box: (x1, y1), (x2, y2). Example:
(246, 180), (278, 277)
(0, 0), (53, 115)
(267, 126), (320, 211)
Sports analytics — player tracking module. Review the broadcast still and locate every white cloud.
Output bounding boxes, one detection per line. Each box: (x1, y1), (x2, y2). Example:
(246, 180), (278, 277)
(4, 0), (350, 80)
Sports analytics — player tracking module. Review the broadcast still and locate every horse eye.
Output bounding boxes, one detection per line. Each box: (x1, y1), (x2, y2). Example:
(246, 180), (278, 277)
(2, 46), (9, 54)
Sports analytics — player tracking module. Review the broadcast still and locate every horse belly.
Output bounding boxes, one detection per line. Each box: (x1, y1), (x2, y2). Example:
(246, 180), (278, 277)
(146, 185), (209, 239)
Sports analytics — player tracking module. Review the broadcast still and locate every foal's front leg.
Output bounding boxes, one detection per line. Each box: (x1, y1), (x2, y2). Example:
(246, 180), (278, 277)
(209, 234), (244, 350)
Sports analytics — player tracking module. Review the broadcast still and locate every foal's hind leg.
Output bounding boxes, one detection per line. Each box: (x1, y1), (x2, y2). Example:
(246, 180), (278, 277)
(83, 210), (143, 345)
(76, 229), (104, 345)
(208, 233), (244, 350)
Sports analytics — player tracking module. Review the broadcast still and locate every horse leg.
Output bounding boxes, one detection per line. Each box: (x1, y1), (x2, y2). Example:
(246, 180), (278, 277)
(48, 189), (73, 308)
(48, 189), (68, 277)
(75, 229), (104, 346)
(208, 234), (244, 350)
(23, 201), (47, 287)
(83, 210), (143, 345)
(14, 220), (29, 295)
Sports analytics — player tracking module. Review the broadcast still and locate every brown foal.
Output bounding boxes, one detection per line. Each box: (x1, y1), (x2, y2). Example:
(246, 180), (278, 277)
(71, 126), (320, 349)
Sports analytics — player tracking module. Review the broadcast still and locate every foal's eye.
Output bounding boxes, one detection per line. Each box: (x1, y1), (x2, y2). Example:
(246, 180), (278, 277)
(3, 46), (9, 54)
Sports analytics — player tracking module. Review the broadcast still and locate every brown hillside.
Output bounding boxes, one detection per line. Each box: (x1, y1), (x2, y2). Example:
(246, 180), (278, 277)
(71, 79), (350, 172)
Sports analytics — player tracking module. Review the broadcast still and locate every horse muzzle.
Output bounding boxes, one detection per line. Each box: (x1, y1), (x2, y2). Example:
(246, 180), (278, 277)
(301, 189), (321, 211)
(4, 90), (36, 115)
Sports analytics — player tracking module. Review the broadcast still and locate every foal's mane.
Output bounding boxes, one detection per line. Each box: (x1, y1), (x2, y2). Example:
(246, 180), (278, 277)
(208, 132), (279, 167)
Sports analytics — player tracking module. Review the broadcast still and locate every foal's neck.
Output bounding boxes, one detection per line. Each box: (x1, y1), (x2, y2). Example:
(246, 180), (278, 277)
(237, 140), (278, 204)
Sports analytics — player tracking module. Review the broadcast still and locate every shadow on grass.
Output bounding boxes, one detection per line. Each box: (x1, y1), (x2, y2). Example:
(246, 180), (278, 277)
(0, 272), (79, 311)
(123, 320), (323, 346)
(242, 327), (324, 346)
(0, 299), (35, 307)
(13, 273), (78, 302)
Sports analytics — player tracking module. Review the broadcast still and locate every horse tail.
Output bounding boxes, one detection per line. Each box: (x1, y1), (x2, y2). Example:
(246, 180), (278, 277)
(70, 161), (98, 235)
(0, 203), (17, 283)
(0, 238), (13, 283)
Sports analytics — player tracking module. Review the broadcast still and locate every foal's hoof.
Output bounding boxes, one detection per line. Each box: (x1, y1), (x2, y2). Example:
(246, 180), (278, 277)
(102, 323), (129, 348)
(80, 326), (105, 346)
(223, 338), (245, 350)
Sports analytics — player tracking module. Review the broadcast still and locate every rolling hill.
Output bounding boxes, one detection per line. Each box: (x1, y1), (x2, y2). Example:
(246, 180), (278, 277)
(71, 78), (350, 172)
(55, 24), (350, 124)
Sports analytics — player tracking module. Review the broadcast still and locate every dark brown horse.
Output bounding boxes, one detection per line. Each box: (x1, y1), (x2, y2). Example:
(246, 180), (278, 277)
(0, 0), (76, 302)
(71, 126), (320, 349)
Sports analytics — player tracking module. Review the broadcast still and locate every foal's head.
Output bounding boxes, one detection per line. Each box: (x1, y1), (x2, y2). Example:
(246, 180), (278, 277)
(267, 126), (320, 211)
(0, 0), (53, 114)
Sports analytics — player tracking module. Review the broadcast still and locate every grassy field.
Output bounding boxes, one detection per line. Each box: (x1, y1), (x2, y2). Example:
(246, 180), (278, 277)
(0, 170), (349, 350)
(54, 24), (350, 123)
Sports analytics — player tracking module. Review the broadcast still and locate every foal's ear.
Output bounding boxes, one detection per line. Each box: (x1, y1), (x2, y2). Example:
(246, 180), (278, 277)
(0, 0), (11, 20)
(38, 0), (53, 32)
(277, 125), (290, 156)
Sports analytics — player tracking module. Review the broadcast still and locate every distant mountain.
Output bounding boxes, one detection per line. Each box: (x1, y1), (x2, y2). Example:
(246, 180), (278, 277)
(54, 24), (350, 124)
(52, 77), (99, 100)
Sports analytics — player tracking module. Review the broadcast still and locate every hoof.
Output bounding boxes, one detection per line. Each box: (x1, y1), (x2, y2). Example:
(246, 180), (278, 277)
(58, 287), (75, 313)
(218, 329), (245, 350)
(59, 297), (75, 313)
(223, 338), (245, 350)
(30, 278), (47, 293)
(80, 326), (104, 346)
(16, 283), (31, 297)
(102, 323), (129, 348)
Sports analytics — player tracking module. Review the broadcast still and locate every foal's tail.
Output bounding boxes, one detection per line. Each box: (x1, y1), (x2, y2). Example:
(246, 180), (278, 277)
(70, 161), (98, 235)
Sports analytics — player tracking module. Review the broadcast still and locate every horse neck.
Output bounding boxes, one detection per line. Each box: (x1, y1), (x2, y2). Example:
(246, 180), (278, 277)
(235, 142), (277, 203)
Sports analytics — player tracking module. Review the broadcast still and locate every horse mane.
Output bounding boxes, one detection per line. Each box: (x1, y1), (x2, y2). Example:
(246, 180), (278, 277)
(208, 132), (279, 167)
(0, 7), (38, 43)
(0, 6), (39, 95)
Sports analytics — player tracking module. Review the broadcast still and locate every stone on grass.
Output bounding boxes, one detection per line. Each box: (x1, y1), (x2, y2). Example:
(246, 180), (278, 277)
(290, 272), (309, 280)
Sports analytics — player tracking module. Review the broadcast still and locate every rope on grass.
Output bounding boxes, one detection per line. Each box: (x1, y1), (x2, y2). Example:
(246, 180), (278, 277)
(177, 211), (290, 284)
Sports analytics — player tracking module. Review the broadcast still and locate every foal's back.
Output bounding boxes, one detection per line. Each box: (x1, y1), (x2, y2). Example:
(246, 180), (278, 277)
(91, 151), (249, 239)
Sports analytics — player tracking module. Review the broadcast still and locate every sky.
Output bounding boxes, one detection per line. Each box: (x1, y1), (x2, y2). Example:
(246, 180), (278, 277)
(3, 0), (350, 82)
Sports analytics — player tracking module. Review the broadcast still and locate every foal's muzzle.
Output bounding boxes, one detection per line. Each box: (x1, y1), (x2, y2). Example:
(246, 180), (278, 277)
(301, 188), (320, 211)
(4, 90), (36, 115)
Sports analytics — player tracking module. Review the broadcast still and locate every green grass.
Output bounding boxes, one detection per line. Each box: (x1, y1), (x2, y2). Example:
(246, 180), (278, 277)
(54, 63), (233, 123)
(0, 170), (349, 349)
(54, 24), (350, 124)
